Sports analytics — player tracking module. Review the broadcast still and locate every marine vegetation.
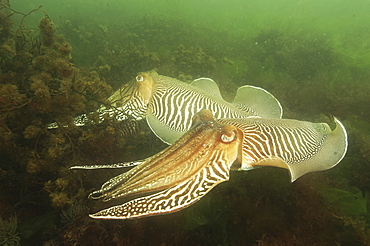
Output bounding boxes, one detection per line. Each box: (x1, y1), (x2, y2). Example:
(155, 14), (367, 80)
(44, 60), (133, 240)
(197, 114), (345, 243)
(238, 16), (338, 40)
(0, 2), (163, 244)
(59, 15), (221, 85)
(0, 216), (20, 246)
(60, 204), (88, 224)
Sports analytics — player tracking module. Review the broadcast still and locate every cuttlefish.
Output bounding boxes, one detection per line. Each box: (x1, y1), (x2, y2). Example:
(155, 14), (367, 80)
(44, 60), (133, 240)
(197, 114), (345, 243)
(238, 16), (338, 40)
(50, 71), (282, 144)
(71, 109), (347, 219)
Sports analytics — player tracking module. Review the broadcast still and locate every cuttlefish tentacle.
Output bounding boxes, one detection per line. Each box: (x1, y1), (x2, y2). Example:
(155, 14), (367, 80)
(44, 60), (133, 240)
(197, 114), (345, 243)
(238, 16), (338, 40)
(86, 110), (242, 205)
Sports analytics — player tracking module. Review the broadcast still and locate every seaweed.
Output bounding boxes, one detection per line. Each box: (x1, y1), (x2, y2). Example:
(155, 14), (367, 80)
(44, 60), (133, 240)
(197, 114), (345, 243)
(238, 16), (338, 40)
(0, 216), (20, 246)
(60, 204), (88, 224)
(0, 3), (119, 243)
(58, 15), (221, 86)
(171, 44), (216, 79)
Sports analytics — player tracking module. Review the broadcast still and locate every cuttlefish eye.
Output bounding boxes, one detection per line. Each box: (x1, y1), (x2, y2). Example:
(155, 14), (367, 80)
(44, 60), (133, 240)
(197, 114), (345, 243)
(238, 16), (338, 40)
(220, 125), (237, 143)
(136, 75), (145, 82)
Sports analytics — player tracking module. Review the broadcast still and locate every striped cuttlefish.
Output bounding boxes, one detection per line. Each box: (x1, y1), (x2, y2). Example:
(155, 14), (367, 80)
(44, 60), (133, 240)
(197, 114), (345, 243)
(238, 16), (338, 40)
(71, 109), (347, 219)
(49, 71), (283, 144)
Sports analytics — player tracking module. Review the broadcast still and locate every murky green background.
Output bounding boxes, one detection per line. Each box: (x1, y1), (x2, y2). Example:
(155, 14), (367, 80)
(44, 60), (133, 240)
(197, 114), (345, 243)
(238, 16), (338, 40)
(1, 0), (370, 245)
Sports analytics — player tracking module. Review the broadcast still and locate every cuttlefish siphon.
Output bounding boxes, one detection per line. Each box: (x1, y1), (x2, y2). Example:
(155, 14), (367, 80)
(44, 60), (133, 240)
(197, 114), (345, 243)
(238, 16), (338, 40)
(71, 109), (347, 219)
(50, 71), (282, 144)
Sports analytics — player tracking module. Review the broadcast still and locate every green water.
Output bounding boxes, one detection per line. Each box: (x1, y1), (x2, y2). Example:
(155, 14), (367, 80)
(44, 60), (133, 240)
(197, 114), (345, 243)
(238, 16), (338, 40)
(11, 0), (370, 64)
(1, 0), (370, 245)
(10, 0), (370, 77)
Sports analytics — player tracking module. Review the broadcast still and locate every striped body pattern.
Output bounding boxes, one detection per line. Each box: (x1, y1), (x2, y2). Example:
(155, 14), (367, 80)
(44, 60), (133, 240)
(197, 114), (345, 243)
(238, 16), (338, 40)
(150, 77), (254, 133)
(219, 117), (346, 181)
(219, 118), (326, 164)
(145, 72), (282, 144)
(71, 110), (347, 219)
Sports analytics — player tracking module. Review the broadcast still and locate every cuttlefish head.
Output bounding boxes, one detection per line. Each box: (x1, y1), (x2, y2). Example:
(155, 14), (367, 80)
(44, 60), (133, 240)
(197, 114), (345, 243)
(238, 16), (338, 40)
(107, 71), (157, 118)
(88, 109), (244, 219)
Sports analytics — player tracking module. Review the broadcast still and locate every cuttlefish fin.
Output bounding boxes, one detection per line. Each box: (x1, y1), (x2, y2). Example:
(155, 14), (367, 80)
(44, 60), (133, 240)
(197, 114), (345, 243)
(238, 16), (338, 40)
(232, 85), (283, 119)
(146, 111), (184, 144)
(190, 78), (223, 99)
(287, 117), (347, 181)
(90, 164), (230, 219)
(249, 117), (348, 182)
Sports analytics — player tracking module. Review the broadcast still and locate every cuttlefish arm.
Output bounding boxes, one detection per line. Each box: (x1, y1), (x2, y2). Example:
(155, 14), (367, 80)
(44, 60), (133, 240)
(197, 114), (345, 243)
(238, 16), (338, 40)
(91, 160), (231, 219)
(70, 159), (146, 170)
(78, 110), (242, 219)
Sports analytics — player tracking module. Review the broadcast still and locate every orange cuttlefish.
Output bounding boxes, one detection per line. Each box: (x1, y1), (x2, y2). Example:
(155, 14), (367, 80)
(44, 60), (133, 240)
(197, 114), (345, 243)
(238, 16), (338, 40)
(71, 109), (347, 219)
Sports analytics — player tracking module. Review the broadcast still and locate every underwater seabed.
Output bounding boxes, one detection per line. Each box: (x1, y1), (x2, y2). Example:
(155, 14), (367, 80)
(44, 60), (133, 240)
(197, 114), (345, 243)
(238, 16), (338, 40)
(1, 1), (370, 245)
